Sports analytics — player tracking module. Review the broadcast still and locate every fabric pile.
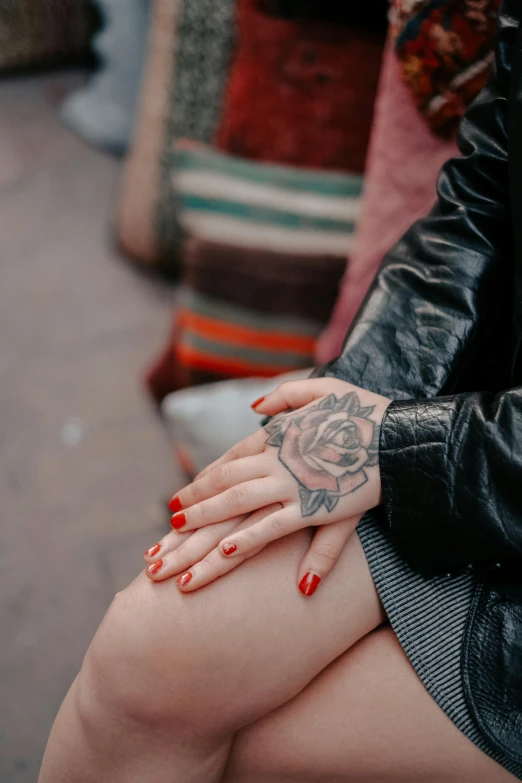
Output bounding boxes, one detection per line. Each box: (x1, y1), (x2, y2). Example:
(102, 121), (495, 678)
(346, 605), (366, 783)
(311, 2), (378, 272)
(131, 0), (385, 403)
(146, 141), (363, 400)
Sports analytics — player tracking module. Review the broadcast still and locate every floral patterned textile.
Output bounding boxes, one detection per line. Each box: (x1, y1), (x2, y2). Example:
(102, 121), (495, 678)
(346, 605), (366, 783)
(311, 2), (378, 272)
(390, 0), (500, 138)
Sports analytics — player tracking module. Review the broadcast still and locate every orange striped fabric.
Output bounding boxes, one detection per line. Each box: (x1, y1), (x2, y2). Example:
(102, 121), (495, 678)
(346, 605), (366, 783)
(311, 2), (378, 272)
(175, 343), (300, 378)
(176, 309), (316, 355)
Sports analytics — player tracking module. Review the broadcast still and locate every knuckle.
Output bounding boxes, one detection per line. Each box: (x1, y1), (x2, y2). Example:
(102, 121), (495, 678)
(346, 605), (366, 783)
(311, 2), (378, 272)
(170, 540), (185, 561)
(267, 514), (285, 538)
(238, 530), (256, 552)
(313, 542), (341, 565)
(165, 548), (188, 572)
(204, 520), (225, 535)
(227, 485), (247, 508)
(181, 483), (198, 505)
(227, 445), (240, 462)
(194, 503), (211, 525)
(171, 538), (192, 561)
(276, 381), (293, 401)
(200, 550), (220, 569)
(200, 524), (225, 546)
(213, 463), (232, 490)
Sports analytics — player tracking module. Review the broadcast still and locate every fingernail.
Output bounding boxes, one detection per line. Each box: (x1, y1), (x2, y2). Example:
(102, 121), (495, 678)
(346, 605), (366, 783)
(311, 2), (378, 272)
(146, 559), (163, 577)
(299, 572), (321, 597)
(168, 495), (183, 513)
(251, 396), (265, 410)
(144, 543), (161, 558)
(222, 542), (237, 556)
(176, 571), (192, 587)
(170, 512), (187, 530)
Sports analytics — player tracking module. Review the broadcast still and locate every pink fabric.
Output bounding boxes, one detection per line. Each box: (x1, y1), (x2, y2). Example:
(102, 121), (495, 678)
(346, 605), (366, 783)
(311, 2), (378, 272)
(315, 35), (459, 364)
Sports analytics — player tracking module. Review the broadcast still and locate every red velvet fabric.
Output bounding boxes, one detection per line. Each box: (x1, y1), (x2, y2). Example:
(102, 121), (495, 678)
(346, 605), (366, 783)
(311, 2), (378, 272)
(215, 0), (385, 173)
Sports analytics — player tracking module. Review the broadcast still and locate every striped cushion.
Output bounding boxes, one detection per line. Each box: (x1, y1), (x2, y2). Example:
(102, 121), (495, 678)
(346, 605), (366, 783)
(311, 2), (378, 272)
(172, 141), (363, 255)
(146, 143), (363, 399)
(176, 284), (318, 378)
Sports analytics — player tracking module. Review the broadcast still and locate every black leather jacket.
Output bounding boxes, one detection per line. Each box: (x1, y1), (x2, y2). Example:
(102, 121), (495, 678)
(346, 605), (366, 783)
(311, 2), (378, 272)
(318, 0), (522, 763)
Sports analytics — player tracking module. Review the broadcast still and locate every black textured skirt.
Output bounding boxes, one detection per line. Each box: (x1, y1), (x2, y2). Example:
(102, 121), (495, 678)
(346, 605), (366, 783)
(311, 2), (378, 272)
(357, 512), (522, 780)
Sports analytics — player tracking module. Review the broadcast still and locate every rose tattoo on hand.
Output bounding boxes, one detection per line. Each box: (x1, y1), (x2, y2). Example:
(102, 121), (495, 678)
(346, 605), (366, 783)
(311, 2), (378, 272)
(264, 392), (380, 517)
(154, 380), (387, 591)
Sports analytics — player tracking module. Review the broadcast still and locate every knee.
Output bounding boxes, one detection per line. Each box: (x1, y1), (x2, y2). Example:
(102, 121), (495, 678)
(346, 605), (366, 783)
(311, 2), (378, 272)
(77, 574), (224, 737)
(77, 530), (316, 741)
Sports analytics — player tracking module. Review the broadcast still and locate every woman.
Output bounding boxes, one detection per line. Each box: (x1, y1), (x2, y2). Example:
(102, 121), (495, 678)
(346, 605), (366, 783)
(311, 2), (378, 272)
(39, 2), (522, 781)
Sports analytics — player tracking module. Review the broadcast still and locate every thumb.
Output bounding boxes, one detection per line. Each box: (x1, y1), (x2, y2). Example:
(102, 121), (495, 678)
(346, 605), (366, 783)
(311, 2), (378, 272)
(251, 378), (352, 416)
(297, 515), (360, 596)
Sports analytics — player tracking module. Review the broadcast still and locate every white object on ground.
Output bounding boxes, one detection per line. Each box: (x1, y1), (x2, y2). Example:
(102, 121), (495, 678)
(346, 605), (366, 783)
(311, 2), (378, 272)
(161, 370), (309, 476)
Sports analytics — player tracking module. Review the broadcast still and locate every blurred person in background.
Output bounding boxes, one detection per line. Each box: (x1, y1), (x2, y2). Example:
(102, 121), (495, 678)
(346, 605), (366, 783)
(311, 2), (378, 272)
(39, 2), (522, 782)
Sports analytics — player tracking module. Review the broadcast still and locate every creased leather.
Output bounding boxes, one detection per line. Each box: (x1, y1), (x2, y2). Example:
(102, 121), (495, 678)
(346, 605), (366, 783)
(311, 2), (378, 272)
(314, 0), (522, 763)
(463, 575), (522, 763)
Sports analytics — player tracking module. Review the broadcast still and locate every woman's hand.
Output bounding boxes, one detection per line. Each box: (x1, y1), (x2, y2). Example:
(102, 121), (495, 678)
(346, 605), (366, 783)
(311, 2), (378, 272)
(144, 505), (283, 587)
(147, 379), (390, 588)
(295, 513), (363, 596)
(144, 508), (362, 596)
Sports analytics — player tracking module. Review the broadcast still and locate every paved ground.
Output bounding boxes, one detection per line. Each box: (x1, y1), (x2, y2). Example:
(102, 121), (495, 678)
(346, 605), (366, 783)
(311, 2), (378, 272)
(0, 71), (177, 782)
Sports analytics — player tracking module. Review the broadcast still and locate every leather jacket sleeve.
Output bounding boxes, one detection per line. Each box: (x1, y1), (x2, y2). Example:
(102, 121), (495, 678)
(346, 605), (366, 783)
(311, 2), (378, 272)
(380, 388), (522, 572)
(319, 2), (517, 401)
(314, 2), (521, 571)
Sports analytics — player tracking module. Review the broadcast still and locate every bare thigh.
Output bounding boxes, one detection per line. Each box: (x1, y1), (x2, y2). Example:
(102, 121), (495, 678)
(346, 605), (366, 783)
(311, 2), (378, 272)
(224, 626), (518, 783)
(76, 529), (385, 740)
(39, 529), (385, 783)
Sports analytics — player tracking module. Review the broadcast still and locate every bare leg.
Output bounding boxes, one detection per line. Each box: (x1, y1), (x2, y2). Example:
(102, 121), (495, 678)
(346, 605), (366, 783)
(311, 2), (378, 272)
(39, 530), (385, 783)
(225, 625), (518, 783)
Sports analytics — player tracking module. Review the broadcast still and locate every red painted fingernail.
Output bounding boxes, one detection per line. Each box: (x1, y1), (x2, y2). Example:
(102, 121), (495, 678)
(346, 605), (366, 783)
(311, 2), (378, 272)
(146, 559), (163, 577)
(251, 396), (265, 410)
(299, 572), (321, 597)
(176, 571), (192, 587)
(168, 495), (183, 513)
(144, 543), (161, 558)
(170, 512), (187, 530)
(222, 542), (237, 556)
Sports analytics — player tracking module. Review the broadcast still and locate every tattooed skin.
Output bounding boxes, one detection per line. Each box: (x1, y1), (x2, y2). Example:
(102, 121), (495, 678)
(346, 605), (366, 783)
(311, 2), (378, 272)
(264, 393), (380, 517)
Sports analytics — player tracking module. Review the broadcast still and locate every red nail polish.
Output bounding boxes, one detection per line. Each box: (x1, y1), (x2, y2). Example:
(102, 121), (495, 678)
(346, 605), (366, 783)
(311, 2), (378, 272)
(222, 542), (237, 556)
(251, 396), (265, 410)
(144, 543), (161, 558)
(168, 495), (183, 513)
(146, 559), (163, 576)
(299, 572), (321, 597)
(170, 512), (187, 530)
(176, 571), (192, 587)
